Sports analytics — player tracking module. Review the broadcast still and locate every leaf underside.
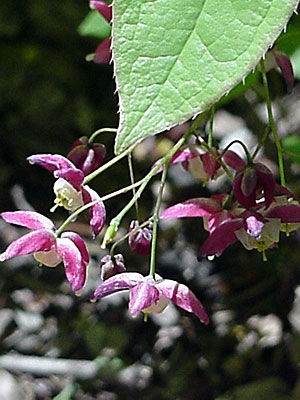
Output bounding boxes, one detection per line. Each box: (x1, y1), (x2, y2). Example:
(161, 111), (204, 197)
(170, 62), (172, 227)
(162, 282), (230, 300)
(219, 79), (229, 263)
(113, 0), (299, 154)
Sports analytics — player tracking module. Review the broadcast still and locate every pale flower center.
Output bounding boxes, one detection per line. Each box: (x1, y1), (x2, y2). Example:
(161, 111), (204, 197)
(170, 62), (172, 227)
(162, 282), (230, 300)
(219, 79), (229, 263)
(142, 294), (170, 315)
(52, 178), (84, 212)
(34, 247), (62, 267)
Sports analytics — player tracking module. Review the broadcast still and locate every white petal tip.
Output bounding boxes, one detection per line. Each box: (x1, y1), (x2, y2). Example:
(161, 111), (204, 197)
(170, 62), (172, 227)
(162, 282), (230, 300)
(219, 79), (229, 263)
(75, 290), (82, 297)
(0, 253), (6, 262)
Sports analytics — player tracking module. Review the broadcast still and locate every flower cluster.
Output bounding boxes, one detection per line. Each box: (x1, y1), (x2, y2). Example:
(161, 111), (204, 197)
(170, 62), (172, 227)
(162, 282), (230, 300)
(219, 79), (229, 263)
(162, 148), (300, 260)
(0, 136), (209, 324)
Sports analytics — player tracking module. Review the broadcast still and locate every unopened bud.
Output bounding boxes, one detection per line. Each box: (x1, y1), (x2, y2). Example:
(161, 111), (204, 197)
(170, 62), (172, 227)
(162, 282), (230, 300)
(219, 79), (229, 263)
(128, 221), (152, 256)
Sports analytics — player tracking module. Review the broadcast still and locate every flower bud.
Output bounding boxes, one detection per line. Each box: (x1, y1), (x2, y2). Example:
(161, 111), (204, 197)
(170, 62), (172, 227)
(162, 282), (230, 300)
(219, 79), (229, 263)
(67, 136), (106, 176)
(128, 221), (152, 256)
(100, 254), (126, 281)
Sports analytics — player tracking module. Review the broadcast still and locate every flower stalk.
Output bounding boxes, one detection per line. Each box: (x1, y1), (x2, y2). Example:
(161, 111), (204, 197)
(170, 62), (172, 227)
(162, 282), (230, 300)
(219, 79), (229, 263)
(260, 59), (286, 187)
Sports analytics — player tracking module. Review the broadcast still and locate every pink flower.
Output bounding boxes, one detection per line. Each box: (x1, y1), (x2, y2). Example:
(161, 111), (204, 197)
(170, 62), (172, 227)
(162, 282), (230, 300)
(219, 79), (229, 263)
(0, 211), (89, 293)
(67, 136), (106, 176)
(90, 1), (112, 64)
(27, 154), (106, 238)
(90, 272), (209, 324)
(100, 253), (126, 281)
(233, 163), (275, 209)
(128, 220), (152, 256)
(200, 199), (300, 258)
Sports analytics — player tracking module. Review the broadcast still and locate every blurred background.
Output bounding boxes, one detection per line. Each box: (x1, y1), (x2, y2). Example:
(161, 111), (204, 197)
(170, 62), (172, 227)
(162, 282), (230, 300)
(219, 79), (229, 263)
(1, 1), (300, 399)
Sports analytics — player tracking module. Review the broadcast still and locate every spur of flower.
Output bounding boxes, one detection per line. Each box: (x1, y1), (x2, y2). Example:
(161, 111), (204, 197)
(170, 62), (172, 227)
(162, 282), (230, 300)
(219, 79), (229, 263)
(0, 211), (89, 293)
(90, 272), (209, 324)
(27, 154), (106, 238)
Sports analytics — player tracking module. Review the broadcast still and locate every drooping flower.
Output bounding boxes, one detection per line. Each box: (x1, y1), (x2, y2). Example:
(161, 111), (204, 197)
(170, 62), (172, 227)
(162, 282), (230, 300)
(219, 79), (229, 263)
(90, 272), (209, 324)
(90, 0), (112, 64)
(27, 154), (106, 238)
(232, 162), (276, 209)
(100, 253), (126, 281)
(272, 48), (294, 93)
(67, 136), (106, 176)
(200, 199), (300, 258)
(0, 211), (89, 293)
(128, 220), (152, 256)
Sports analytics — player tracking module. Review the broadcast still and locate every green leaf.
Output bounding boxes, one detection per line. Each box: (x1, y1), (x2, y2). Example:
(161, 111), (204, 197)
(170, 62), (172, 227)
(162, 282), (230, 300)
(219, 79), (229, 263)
(78, 10), (110, 40)
(113, 0), (299, 154)
(282, 135), (300, 164)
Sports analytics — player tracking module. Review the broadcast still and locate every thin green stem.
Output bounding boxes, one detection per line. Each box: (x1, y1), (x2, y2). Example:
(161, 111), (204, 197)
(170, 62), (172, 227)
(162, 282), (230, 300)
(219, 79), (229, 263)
(55, 199), (100, 237)
(208, 105), (215, 147)
(101, 111), (208, 247)
(83, 143), (137, 185)
(252, 126), (271, 160)
(200, 140), (234, 181)
(149, 162), (169, 277)
(128, 153), (139, 219)
(88, 127), (117, 144)
(218, 139), (252, 164)
(260, 60), (285, 186)
(110, 218), (153, 257)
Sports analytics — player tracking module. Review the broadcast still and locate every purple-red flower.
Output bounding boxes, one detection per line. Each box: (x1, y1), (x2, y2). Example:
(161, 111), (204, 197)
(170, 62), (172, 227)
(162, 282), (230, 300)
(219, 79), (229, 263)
(233, 163), (275, 209)
(90, 272), (209, 324)
(67, 136), (106, 176)
(27, 154), (106, 238)
(0, 211), (89, 293)
(273, 48), (294, 93)
(90, 1), (112, 64)
(200, 197), (300, 258)
(100, 253), (126, 281)
(128, 220), (152, 256)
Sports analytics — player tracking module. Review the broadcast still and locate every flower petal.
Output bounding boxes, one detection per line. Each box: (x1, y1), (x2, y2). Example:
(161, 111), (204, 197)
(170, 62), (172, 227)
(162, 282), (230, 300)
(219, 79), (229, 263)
(82, 186), (106, 238)
(56, 237), (87, 292)
(27, 154), (76, 173)
(61, 232), (89, 265)
(158, 280), (209, 324)
(265, 205), (300, 222)
(129, 281), (160, 317)
(90, 272), (144, 301)
(256, 163), (275, 209)
(0, 229), (56, 261)
(161, 198), (222, 219)
(1, 211), (55, 230)
(222, 150), (246, 170)
(200, 219), (244, 257)
(54, 168), (84, 191)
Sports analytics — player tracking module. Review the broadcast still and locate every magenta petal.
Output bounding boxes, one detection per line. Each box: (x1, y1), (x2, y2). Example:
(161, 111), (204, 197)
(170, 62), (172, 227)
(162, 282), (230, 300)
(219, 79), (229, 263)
(55, 168), (84, 191)
(222, 150), (246, 170)
(56, 237), (87, 292)
(90, 0), (112, 22)
(1, 229), (56, 260)
(202, 152), (220, 178)
(90, 272), (144, 301)
(158, 280), (209, 324)
(1, 211), (55, 231)
(161, 198), (222, 219)
(27, 154), (76, 173)
(129, 281), (160, 317)
(274, 51), (294, 93)
(94, 38), (112, 64)
(256, 164), (275, 209)
(200, 219), (244, 257)
(153, 147), (198, 174)
(61, 232), (89, 265)
(82, 186), (106, 238)
(233, 171), (256, 209)
(265, 205), (300, 222)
